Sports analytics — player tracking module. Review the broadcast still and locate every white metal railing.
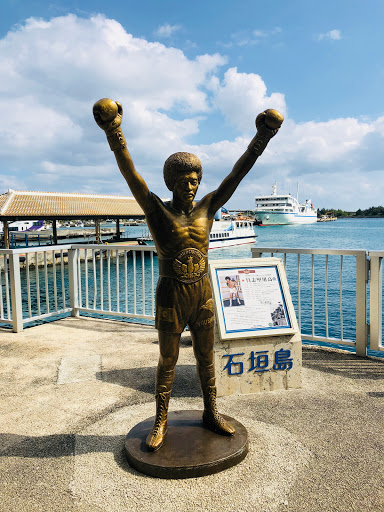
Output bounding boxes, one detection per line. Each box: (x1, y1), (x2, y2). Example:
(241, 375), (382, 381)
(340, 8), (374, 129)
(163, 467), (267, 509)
(252, 247), (369, 356)
(70, 245), (157, 321)
(0, 244), (156, 332)
(2, 245), (73, 331)
(2, 244), (384, 357)
(368, 251), (384, 352)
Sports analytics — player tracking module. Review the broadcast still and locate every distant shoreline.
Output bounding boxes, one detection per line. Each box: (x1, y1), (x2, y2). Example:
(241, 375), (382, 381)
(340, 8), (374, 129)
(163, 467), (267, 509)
(330, 216), (384, 219)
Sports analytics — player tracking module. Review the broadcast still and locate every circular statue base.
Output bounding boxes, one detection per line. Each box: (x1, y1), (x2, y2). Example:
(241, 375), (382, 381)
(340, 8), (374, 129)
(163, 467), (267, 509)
(124, 409), (248, 479)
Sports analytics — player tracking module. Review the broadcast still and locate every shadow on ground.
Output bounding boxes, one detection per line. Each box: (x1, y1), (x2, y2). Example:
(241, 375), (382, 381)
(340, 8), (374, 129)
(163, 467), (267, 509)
(0, 432), (139, 475)
(97, 364), (202, 397)
(302, 347), (384, 380)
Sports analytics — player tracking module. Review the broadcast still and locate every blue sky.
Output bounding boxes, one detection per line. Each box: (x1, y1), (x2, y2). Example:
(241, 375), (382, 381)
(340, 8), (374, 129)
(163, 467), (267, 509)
(1, 0), (384, 210)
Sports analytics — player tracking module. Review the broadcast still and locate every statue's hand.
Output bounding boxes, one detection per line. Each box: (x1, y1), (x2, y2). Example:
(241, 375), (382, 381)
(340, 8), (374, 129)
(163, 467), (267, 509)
(93, 98), (123, 134)
(256, 109), (284, 137)
(247, 109), (284, 156)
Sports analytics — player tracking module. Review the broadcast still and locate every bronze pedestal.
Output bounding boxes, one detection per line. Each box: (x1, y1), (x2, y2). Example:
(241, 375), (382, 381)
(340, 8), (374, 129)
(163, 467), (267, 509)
(125, 410), (248, 479)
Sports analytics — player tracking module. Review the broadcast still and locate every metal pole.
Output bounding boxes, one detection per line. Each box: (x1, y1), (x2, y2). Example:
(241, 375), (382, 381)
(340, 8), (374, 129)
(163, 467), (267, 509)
(95, 219), (101, 244)
(68, 247), (79, 317)
(53, 220), (58, 245)
(116, 218), (120, 240)
(369, 254), (382, 351)
(4, 221), (9, 249)
(355, 251), (368, 356)
(9, 253), (23, 332)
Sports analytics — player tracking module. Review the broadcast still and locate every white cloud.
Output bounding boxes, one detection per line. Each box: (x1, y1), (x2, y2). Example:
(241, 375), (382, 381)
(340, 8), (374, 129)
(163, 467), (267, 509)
(219, 27), (282, 48)
(154, 23), (182, 39)
(253, 27), (282, 38)
(0, 13), (226, 192)
(317, 29), (342, 41)
(0, 14), (383, 211)
(210, 67), (287, 133)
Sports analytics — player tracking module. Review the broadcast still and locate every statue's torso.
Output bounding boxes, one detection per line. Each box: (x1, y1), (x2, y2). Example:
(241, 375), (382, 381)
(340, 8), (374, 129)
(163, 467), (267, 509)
(145, 194), (213, 258)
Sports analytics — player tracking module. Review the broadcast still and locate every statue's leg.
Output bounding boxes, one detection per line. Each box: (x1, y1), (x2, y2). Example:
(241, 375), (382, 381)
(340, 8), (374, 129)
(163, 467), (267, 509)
(146, 330), (180, 451)
(191, 326), (235, 436)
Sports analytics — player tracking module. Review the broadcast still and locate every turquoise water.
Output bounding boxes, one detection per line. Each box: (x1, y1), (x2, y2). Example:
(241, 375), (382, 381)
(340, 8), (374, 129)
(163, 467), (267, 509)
(213, 217), (384, 256)
(3, 218), (384, 357)
(208, 218), (383, 357)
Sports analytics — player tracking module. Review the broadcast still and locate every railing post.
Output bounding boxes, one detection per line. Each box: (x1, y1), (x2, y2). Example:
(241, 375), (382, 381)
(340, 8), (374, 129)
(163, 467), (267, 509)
(9, 253), (23, 332)
(68, 247), (79, 317)
(355, 251), (368, 356)
(369, 253), (382, 351)
(251, 249), (263, 258)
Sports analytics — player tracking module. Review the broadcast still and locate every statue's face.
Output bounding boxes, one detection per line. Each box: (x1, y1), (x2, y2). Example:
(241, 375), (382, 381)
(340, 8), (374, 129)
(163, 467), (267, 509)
(173, 172), (199, 203)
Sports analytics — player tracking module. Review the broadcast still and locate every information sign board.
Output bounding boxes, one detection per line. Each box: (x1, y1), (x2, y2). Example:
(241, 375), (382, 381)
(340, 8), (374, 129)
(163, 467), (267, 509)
(209, 258), (298, 340)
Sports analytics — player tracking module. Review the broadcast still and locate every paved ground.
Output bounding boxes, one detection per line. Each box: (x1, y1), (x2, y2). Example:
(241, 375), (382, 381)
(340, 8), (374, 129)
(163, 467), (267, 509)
(0, 316), (383, 512)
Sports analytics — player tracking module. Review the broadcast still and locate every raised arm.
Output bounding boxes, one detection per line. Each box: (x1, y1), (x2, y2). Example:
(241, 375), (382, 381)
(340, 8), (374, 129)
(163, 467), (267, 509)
(207, 109), (284, 216)
(93, 98), (150, 209)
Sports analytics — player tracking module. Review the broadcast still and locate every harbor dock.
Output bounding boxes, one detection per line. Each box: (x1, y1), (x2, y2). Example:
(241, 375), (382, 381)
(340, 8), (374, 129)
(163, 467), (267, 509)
(0, 316), (382, 512)
(1, 227), (130, 248)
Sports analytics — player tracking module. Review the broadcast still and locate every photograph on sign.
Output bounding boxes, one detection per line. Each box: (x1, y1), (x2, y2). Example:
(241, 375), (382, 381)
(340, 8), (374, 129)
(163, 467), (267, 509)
(209, 258), (298, 339)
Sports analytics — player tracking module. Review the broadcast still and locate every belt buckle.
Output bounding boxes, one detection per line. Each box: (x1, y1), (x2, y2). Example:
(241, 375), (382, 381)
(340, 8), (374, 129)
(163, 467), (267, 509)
(172, 248), (206, 283)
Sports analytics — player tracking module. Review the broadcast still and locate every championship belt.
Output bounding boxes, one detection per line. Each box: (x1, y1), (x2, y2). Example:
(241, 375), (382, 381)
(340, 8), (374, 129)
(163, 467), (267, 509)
(158, 248), (208, 284)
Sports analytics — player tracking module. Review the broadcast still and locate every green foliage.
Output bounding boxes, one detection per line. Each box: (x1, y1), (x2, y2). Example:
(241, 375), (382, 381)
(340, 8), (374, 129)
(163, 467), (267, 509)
(355, 206), (384, 217)
(317, 208), (353, 218)
(318, 206), (384, 217)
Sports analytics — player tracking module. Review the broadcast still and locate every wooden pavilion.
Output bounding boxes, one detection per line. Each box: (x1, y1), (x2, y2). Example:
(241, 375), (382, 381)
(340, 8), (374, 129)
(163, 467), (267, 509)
(0, 189), (146, 248)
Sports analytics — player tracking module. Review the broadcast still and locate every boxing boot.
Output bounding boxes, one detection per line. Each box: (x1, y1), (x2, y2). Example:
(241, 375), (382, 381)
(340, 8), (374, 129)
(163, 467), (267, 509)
(198, 363), (235, 436)
(146, 390), (171, 451)
(146, 367), (174, 451)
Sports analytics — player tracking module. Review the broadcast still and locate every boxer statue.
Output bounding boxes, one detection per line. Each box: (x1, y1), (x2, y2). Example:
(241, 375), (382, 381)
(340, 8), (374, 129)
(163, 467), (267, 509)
(93, 99), (283, 451)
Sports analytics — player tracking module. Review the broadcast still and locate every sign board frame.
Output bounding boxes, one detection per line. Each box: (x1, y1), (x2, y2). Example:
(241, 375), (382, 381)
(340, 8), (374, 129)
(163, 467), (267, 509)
(209, 257), (299, 340)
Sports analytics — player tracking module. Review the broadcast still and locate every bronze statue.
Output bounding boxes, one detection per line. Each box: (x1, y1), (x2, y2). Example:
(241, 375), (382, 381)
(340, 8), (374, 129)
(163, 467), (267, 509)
(93, 98), (283, 451)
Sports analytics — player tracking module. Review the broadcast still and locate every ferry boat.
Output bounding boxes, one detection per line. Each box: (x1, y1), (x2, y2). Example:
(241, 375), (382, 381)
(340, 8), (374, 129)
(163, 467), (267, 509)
(0, 220), (47, 233)
(254, 183), (317, 226)
(209, 218), (256, 249)
(137, 218), (257, 249)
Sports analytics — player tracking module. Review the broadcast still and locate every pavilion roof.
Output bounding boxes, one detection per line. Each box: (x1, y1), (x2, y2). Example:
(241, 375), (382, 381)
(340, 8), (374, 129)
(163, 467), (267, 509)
(0, 190), (146, 220)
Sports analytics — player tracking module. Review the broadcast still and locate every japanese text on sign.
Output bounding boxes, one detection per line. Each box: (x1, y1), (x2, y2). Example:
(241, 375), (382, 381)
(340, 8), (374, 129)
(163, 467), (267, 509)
(222, 348), (293, 375)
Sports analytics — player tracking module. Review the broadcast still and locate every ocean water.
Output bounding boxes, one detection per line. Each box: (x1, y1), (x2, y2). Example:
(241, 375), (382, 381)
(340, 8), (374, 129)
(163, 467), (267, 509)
(208, 218), (383, 356)
(5, 218), (384, 357)
(212, 217), (384, 256)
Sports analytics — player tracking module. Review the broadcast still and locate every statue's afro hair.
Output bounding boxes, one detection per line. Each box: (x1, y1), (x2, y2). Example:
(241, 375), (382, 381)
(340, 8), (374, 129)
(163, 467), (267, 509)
(163, 152), (202, 191)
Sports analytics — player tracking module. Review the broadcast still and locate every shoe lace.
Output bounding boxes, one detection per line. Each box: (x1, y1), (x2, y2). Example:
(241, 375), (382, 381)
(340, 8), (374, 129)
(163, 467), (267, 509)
(151, 394), (167, 436)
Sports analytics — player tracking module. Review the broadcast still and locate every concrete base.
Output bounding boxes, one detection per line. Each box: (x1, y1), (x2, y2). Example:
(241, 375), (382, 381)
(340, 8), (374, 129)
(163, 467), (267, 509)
(214, 325), (302, 396)
(125, 410), (248, 479)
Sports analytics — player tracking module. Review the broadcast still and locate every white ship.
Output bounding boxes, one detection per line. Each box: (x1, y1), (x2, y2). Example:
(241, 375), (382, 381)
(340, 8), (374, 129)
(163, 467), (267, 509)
(209, 218), (256, 249)
(254, 183), (317, 226)
(0, 220), (47, 233)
